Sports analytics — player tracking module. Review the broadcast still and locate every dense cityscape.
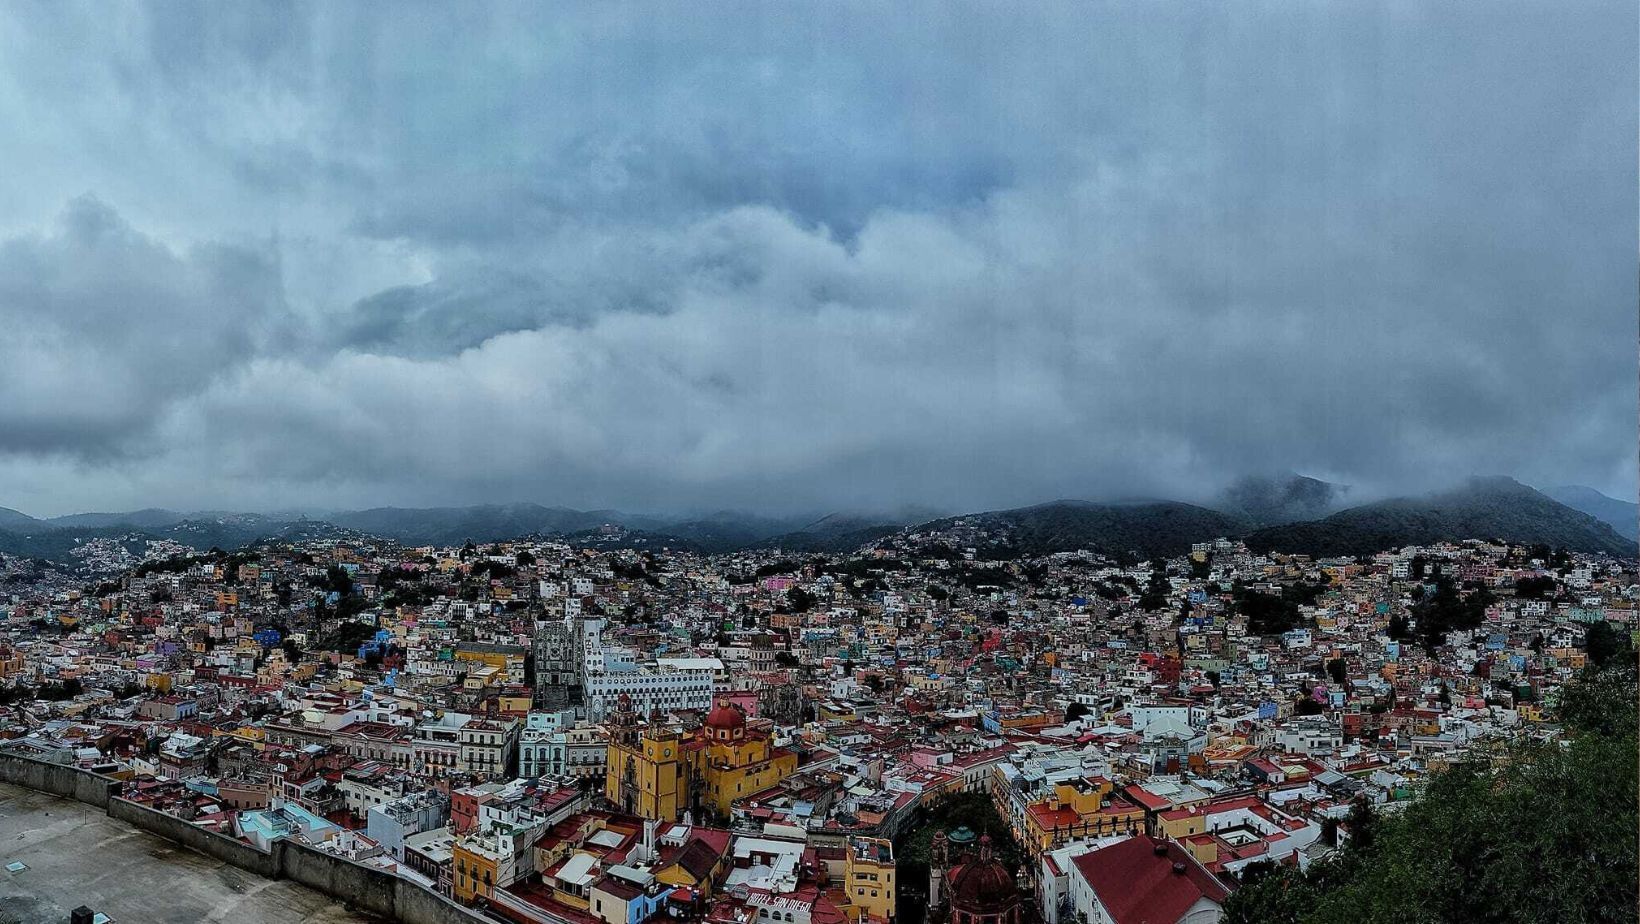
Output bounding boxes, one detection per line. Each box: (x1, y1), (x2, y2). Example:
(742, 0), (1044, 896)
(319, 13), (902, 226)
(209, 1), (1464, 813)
(0, 517), (1632, 923)
(1, 3), (1634, 923)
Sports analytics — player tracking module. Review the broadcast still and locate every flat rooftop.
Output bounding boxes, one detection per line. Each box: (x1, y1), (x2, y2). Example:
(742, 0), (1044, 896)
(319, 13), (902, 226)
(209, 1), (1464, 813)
(0, 783), (379, 923)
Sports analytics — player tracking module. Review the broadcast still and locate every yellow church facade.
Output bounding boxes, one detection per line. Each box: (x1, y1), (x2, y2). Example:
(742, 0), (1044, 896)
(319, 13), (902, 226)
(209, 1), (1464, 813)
(605, 695), (797, 822)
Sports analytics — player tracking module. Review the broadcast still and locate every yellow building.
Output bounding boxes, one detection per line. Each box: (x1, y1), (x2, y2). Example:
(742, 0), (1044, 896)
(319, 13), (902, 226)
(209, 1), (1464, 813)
(905, 674), (952, 693)
(454, 643), (528, 684)
(653, 833), (728, 897)
(842, 837), (896, 923)
(1001, 775), (1146, 857)
(607, 715), (687, 822)
(1548, 647), (1588, 671)
(818, 701), (858, 723)
(605, 695), (798, 822)
(496, 691), (533, 714)
(452, 839), (500, 904)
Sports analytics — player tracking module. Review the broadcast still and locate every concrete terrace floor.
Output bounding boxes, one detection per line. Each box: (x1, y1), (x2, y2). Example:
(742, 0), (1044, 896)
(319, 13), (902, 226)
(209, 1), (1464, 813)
(0, 783), (380, 924)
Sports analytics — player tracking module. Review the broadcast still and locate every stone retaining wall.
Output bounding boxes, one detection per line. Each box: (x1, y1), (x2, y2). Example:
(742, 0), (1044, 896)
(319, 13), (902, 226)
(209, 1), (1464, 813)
(0, 752), (488, 924)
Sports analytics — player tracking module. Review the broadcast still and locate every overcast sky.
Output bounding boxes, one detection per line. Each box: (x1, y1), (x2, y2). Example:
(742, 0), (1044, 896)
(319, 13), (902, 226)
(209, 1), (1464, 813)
(0, 1), (1633, 518)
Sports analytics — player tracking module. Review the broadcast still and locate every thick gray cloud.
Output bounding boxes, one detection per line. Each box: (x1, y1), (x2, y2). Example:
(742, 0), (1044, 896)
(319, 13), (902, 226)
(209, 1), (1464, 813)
(0, 1), (1632, 516)
(0, 197), (288, 454)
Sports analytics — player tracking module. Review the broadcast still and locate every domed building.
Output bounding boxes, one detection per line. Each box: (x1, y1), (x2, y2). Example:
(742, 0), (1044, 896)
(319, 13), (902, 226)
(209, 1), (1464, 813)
(929, 832), (1027, 924)
(704, 697), (749, 741)
(686, 696), (796, 817)
(606, 695), (798, 822)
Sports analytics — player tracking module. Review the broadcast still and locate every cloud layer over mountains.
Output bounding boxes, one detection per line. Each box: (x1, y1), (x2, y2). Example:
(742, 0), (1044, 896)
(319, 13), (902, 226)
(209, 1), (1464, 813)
(0, 2), (1633, 516)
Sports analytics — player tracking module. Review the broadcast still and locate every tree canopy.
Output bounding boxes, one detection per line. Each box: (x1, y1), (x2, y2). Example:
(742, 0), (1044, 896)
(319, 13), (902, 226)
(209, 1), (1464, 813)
(1410, 575), (1492, 651)
(1224, 661), (1639, 924)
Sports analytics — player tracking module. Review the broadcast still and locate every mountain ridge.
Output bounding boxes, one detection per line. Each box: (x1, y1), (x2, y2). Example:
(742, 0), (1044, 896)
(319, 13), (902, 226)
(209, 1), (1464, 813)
(1244, 476), (1633, 558)
(912, 499), (1253, 560)
(3, 476), (1633, 570)
(1217, 473), (1349, 528)
(1545, 485), (1637, 541)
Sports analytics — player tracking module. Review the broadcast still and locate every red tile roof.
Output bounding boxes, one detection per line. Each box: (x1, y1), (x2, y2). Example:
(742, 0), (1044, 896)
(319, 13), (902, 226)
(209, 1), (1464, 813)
(1070, 836), (1228, 924)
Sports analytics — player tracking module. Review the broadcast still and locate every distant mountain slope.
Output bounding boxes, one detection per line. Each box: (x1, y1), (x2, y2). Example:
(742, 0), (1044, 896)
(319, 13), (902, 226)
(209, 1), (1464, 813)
(327, 503), (621, 545)
(647, 511), (809, 551)
(920, 499), (1251, 559)
(162, 515), (359, 551)
(1247, 477), (1635, 558)
(759, 510), (929, 553)
(0, 517), (367, 572)
(0, 507), (41, 531)
(0, 526), (137, 562)
(45, 508), (190, 529)
(1217, 473), (1348, 527)
(6, 476), (1633, 568)
(1546, 485), (1637, 541)
(543, 508), (938, 554)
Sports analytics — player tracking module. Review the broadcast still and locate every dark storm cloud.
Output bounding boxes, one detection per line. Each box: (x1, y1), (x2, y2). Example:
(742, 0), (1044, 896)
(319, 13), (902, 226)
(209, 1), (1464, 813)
(0, 1), (1632, 516)
(0, 197), (289, 455)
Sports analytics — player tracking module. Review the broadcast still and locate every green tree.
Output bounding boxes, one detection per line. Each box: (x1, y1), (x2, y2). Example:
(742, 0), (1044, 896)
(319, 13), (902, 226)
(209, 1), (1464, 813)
(787, 586), (816, 613)
(1238, 587), (1307, 636)
(1224, 664), (1639, 924)
(1557, 661), (1637, 738)
(1326, 657), (1348, 685)
(894, 790), (1027, 924)
(1386, 613), (1413, 642)
(1411, 577), (1492, 651)
(1583, 620), (1632, 671)
(1513, 575), (1556, 600)
(324, 565), (354, 596)
(1139, 568), (1170, 611)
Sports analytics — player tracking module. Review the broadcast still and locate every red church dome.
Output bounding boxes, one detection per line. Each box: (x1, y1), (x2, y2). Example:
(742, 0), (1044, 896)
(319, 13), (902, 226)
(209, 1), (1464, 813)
(946, 835), (1023, 924)
(704, 698), (747, 732)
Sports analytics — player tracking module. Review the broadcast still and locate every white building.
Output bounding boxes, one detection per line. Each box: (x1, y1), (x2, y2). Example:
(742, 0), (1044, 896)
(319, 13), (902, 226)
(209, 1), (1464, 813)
(519, 711), (608, 779)
(583, 663), (714, 721)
